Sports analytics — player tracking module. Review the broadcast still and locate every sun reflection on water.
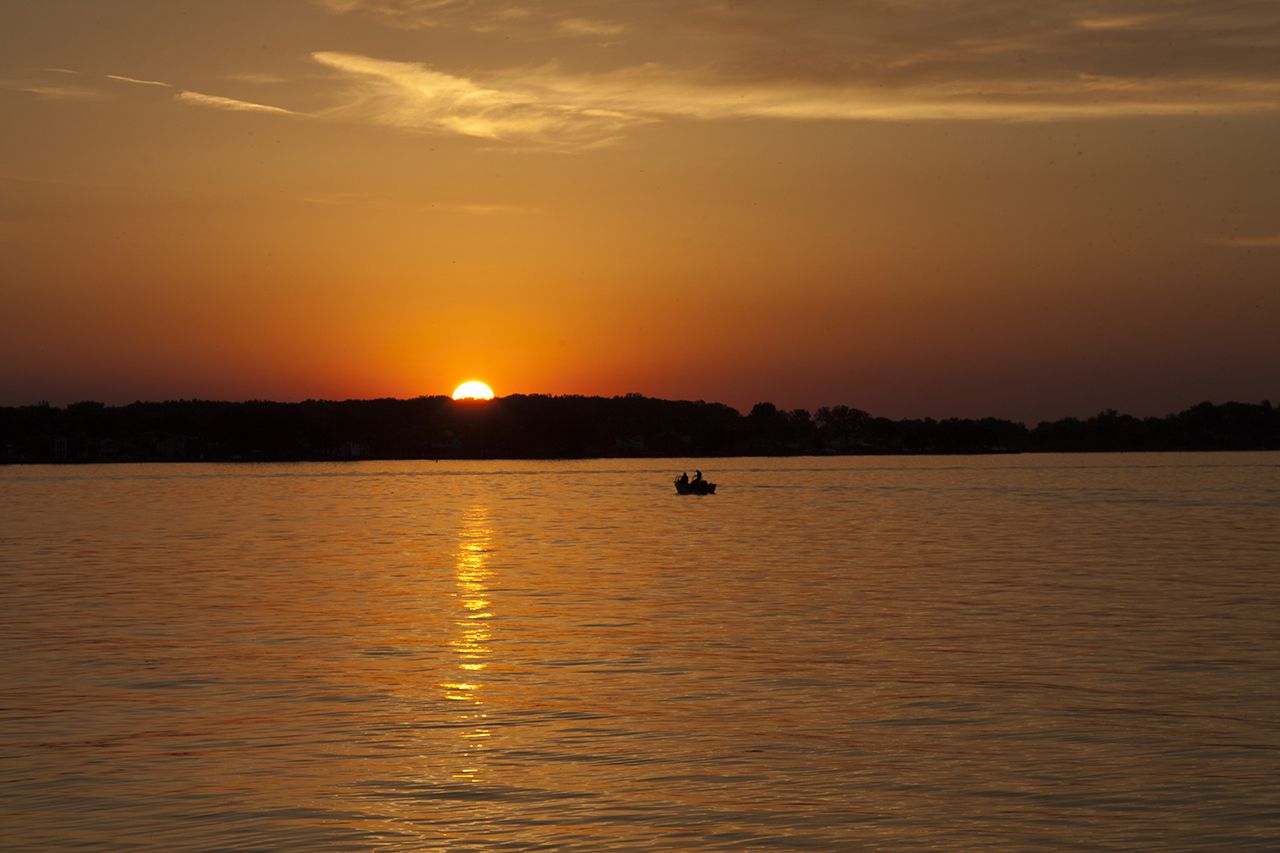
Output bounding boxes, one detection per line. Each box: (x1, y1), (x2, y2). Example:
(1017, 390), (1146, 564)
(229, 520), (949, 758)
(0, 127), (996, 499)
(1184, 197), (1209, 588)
(444, 505), (495, 780)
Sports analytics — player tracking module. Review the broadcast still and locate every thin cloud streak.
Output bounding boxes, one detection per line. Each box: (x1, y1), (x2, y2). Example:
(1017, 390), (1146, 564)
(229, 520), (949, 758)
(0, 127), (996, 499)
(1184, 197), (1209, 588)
(558, 18), (627, 37)
(1076, 14), (1170, 31)
(106, 74), (173, 88)
(176, 90), (297, 115)
(1, 82), (104, 100)
(451, 202), (545, 216)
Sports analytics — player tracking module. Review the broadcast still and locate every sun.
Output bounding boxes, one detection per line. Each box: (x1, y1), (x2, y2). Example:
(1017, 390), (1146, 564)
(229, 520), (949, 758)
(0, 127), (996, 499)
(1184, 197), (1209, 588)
(452, 380), (495, 401)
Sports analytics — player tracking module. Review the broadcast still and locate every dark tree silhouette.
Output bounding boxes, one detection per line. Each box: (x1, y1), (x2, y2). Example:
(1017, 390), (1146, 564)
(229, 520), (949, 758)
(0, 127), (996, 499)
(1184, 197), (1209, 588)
(1, 396), (1276, 463)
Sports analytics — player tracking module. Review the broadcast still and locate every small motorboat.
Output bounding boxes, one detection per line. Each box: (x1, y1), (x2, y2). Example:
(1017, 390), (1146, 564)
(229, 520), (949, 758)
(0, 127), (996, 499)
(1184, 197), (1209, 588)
(674, 477), (716, 495)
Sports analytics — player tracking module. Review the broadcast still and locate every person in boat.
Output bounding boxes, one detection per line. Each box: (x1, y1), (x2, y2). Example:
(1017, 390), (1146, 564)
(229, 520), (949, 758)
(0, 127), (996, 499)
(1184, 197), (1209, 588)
(677, 472), (689, 486)
(692, 470), (704, 484)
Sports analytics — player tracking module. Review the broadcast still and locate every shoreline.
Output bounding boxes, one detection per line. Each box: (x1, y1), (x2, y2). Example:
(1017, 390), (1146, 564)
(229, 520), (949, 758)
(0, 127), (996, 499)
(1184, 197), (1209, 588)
(5, 447), (1278, 467)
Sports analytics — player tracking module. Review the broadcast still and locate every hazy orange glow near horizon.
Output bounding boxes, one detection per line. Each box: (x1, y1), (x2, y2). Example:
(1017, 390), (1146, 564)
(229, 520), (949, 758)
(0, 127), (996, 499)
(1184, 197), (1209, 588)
(1, 1), (1277, 422)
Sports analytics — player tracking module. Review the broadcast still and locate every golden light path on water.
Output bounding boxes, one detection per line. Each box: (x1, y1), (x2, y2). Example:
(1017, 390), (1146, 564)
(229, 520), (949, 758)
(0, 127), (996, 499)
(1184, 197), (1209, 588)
(444, 506), (494, 781)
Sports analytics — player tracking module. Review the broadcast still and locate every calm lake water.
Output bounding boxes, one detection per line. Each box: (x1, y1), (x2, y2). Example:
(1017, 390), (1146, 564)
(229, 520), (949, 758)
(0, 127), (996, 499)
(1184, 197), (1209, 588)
(2, 454), (1279, 850)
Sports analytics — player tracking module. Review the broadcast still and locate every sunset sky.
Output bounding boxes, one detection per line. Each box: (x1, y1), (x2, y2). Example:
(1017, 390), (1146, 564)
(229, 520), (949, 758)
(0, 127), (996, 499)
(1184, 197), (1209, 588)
(2, 0), (1277, 422)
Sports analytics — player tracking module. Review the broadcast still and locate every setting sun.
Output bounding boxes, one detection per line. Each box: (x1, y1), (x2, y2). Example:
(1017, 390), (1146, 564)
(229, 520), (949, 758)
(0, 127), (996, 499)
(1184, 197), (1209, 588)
(452, 381), (495, 401)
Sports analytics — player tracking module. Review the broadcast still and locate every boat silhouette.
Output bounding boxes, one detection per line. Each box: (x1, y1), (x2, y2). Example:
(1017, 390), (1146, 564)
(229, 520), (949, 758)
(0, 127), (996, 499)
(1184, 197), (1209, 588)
(674, 476), (716, 495)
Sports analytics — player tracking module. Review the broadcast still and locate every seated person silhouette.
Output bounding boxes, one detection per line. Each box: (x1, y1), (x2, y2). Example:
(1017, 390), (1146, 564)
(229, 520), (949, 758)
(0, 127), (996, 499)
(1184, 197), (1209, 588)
(677, 472), (689, 485)
(692, 470), (703, 484)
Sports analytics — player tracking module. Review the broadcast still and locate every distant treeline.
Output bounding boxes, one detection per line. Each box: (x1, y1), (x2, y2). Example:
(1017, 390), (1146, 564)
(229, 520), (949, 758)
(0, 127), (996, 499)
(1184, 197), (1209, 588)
(1, 395), (1277, 463)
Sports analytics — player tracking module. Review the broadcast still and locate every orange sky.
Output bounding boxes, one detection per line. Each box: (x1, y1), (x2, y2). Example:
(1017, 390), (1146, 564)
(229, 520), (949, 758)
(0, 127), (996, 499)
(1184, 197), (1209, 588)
(2, 0), (1278, 422)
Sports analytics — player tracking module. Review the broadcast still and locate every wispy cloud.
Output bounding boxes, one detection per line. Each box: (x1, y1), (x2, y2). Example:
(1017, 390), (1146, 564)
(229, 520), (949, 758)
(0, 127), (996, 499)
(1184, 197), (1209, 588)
(106, 74), (173, 88)
(314, 0), (463, 29)
(6, 69), (299, 116)
(1207, 234), (1280, 248)
(558, 18), (627, 38)
(1076, 14), (1170, 31)
(317, 0), (627, 35)
(451, 202), (545, 216)
(519, 65), (1280, 123)
(176, 90), (296, 115)
(312, 51), (642, 147)
(25, 0), (1259, 146)
(469, 6), (531, 33)
(300, 0), (1280, 148)
(1, 81), (104, 100)
(309, 47), (1280, 149)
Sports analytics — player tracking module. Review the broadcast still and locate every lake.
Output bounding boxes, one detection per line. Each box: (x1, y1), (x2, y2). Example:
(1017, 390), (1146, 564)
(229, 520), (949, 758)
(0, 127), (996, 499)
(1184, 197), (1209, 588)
(2, 454), (1279, 849)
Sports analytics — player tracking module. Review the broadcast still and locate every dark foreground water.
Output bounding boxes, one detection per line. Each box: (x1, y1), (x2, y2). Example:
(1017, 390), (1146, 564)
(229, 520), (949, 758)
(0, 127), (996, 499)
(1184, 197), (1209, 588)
(2, 454), (1279, 850)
